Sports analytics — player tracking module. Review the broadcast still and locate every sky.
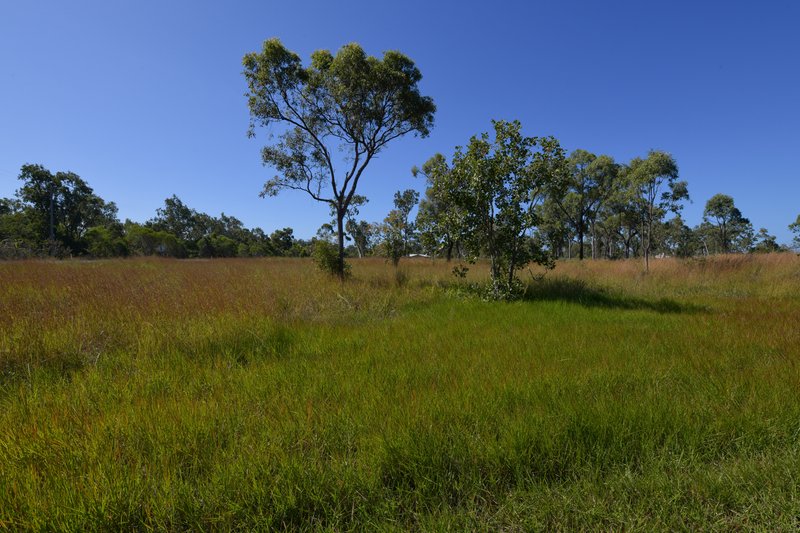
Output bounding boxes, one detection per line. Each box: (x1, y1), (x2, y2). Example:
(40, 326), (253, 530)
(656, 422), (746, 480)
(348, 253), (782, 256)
(1, 0), (798, 242)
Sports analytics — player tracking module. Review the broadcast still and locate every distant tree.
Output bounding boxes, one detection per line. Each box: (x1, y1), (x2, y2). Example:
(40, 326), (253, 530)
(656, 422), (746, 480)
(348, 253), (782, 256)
(393, 189), (419, 254)
(0, 198), (40, 253)
(378, 189), (419, 266)
(0, 198), (12, 217)
(661, 215), (698, 258)
(316, 223), (336, 243)
(790, 215), (800, 250)
(548, 150), (618, 259)
(198, 234), (238, 258)
(752, 228), (782, 253)
(211, 213), (250, 243)
(346, 219), (375, 258)
(85, 226), (129, 258)
(269, 227), (296, 256)
(379, 210), (406, 267)
(536, 197), (572, 258)
(626, 152), (688, 270)
(595, 172), (643, 259)
(13, 164), (119, 255)
(124, 222), (185, 257)
(149, 195), (205, 242)
(243, 38), (436, 278)
(703, 194), (753, 253)
(246, 228), (275, 256)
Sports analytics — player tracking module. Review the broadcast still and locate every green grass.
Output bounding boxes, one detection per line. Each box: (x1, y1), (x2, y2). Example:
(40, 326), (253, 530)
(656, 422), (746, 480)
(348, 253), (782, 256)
(1, 255), (799, 530)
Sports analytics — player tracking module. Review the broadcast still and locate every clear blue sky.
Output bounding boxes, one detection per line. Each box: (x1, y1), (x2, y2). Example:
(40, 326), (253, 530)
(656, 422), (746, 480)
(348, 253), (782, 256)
(1, 1), (798, 242)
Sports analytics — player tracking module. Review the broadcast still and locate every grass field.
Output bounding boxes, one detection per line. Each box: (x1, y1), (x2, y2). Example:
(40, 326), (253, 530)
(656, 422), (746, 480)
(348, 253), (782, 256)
(1, 254), (799, 530)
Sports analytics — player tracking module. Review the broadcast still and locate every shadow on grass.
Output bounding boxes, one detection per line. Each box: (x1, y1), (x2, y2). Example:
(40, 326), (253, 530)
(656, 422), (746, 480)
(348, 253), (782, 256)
(523, 277), (705, 314)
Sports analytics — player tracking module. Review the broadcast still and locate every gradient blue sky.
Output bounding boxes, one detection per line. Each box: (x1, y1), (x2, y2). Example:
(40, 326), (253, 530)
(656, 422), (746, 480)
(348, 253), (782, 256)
(1, 1), (798, 241)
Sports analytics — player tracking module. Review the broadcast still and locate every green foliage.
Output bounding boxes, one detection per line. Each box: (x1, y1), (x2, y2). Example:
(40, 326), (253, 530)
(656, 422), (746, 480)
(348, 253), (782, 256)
(84, 226), (129, 258)
(125, 223), (186, 257)
(312, 239), (350, 277)
(380, 210), (406, 267)
(346, 219), (375, 258)
(197, 234), (238, 258)
(0, 198), (40, 256)
(3, 164), (120, 256)
(547, 149), (619, 259)
(752, 228), (782, 253)
(789, 215), (800, 250)
(379, 189), (419, 267)
(702, 194), (754, 253)
(414, 153), (466, 260)
(243, 38), (436, 278)
(625, 151), (689, 268)
(269, 227), (295, 256)
(148, 196), (274, 257)
(660, 215), (699, 258)
(425, 120), (564, 296)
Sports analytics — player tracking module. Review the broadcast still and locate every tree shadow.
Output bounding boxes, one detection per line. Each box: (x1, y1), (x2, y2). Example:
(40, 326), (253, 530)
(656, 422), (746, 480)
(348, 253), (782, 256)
(523, 277), (705, 314)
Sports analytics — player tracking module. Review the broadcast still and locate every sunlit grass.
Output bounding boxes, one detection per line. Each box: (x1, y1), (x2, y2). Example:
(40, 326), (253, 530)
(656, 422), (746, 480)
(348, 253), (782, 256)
(1, 254), (799, 529)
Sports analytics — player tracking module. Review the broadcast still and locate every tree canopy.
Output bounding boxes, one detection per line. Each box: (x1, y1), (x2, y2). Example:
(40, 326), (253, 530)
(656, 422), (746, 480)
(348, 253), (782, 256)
(419, 120), (565, 296)
(702, 194), (753, 254)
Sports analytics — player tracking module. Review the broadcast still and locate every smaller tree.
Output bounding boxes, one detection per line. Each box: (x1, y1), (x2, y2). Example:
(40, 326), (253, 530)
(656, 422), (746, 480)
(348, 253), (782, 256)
(85, 225), (128, 258)
(379, 189), (419, 266)
(124, 222), (185, 257)
(16, 164), (119, 255)
(149, 195), (204, 242)
(380, 211), (406, 267)
(435, 120), (565, 296)
(392, 189), (419, 255)
(548, 150), (618, 260)
(789, 215), (800, 250)
(628, 154), (689, 270)
(346, 219), (375, 258)
(661, 215), (698, 258)
(626, 152), (689, 270)
(703, 194), (753, 253)
(752, 228), (781, 253)
(269, 227), (296, 256)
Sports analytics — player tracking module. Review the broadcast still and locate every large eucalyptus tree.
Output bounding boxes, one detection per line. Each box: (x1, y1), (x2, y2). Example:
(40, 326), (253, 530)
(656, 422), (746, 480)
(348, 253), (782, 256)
(243, 39), (436, 277)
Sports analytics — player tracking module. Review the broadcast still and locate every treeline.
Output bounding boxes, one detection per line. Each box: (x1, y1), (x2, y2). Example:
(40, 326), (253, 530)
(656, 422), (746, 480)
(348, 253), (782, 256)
(0, 164), (313, 259)
(2, 155), (798, 264)
(338, 126), (797, 269)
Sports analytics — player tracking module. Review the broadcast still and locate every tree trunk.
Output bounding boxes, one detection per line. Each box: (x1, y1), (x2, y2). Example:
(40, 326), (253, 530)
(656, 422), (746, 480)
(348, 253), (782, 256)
(508, 237), (517, 289)
(445, 239), (454, 262)
(336, 210), (346, 280)
(49, 188), (56, 256)
(577, 227), (584, 260)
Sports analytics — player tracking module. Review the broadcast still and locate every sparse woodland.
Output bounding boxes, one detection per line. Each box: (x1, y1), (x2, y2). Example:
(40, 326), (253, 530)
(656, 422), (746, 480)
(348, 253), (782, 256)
(2, 38), (800, 530)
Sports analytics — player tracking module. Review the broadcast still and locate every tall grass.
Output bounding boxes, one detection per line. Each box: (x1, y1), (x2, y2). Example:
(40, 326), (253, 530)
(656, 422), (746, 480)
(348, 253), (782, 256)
(1, 254), (799, 529)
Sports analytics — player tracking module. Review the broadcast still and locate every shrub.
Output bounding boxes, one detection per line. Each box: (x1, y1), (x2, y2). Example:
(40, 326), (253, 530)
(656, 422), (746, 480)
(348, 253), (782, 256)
(313, 240), (350, 278)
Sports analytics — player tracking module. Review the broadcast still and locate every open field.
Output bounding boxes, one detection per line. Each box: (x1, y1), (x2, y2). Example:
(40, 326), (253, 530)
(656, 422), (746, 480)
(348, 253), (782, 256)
(1, 254), (800, 530)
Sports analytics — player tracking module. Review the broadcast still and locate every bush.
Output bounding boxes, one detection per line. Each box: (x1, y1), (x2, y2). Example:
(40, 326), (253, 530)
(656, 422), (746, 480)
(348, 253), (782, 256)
(0, 239), (39, 259)
(312, 240), (350, 278)
(85, 226), (129, 258)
